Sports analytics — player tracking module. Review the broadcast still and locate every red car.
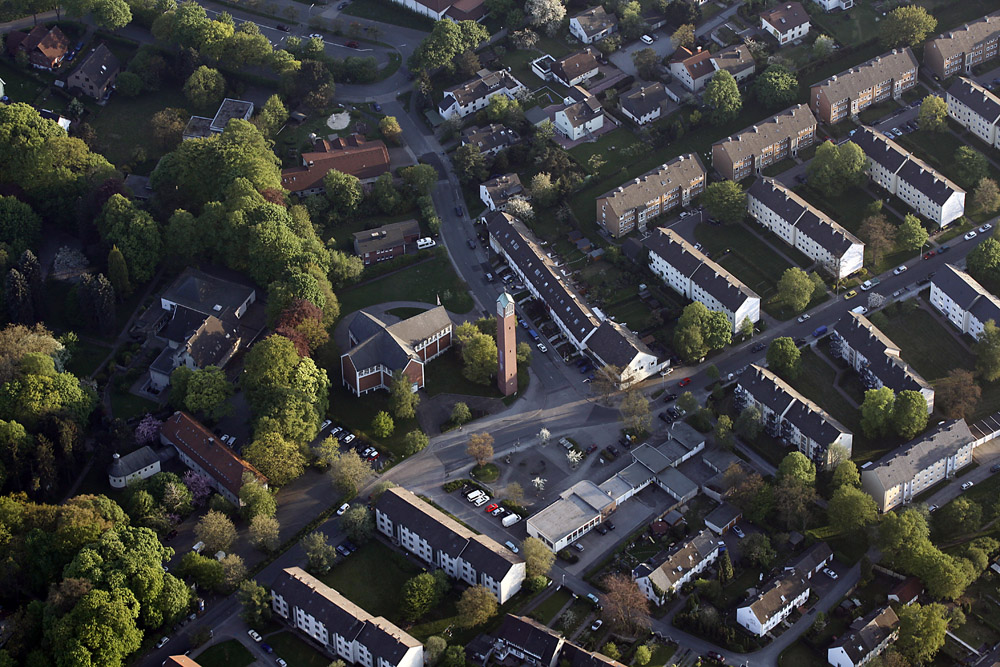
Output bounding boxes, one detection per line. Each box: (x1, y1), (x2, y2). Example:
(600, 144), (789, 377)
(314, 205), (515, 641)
(678, 377), (692, 387)
(923, 251), (936, 259)
(485, 503), (499, 513)
(346, 40), (359, 48)
(706, 651), (725, 663)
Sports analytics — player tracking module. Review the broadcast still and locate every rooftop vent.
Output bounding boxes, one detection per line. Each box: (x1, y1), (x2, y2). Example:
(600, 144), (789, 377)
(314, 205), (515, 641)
(213, 304), (222, 312)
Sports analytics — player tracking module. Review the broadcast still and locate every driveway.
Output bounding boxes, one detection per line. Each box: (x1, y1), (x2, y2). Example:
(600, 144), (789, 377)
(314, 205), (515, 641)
(608, 35), (675, 77)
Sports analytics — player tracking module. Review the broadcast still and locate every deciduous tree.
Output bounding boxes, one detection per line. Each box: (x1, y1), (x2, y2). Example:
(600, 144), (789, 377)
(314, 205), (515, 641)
(107, 245), (132, 299)
(631, 48), (660, 80)
(403, 429), (429, 456)
(340, 505), (375, 543)
(244, 431), (306, 487)
(954, 146), (989, 190)
(703, 180), (746, 223)
(402, 572), (440, 621)
(379, 116), (403, 145)
(150, 107), (188, 149)
(831, 460), (861, 490)
(466, 432), (494, 467)
(522, 536), (555, 578)
(735, 405), (762, 440)
(671, 23), (694, 49)
(754, 64), (798, 110)
(256, 94), (288, 137)
(828, 485), (877, 533)
(456, 585), (498, 627)
(918, 94), (948, 132)
(703, 70), (741, 124)
(897, 603), (949, 665)
(807, 140), (866, 196)
(619, 389), (651, 434)
(881, 5), (937, 48)
(184, 65), (226, 108)
(974, 178), (1000, 214)
(453, 144), (487, 184)
(327, 449), (374, 496)
(451, 401), (472, 425)
(371, 410), (394, 438)
(892, 389), (928, 440)
(249, 514), (280, 552)
(237, 579), (272, 624)
(976, 320), (1000, 381)
(389, 370), (420, 420)
(741, 532), (776, 568)
(766, 337), (801, 379)
(195, 510), (237, 554)
(302, 531), (337, 574)
(777, 267), (814, 312)
(323, 170), (362, 218)
(859, 213), (895, 267)
(861, 387), (895, 437)
(935, 368), (981, 419)
(601, 573), (651, 634)
(813, 34), (834, 59)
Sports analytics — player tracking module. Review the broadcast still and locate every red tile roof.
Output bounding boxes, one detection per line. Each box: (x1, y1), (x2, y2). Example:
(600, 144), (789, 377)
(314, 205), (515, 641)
(164, 657), (201, 667)
(282, 134), (390, 192)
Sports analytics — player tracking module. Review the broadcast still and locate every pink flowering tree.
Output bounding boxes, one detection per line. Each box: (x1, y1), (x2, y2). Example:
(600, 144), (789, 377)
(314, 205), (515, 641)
(135, 414), (163, 446)
(182, 470), (214, 506)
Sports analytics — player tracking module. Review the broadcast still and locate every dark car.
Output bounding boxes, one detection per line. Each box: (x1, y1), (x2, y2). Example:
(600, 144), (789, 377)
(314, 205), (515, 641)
(261, 644), (274, 654)
(605, 520), (616, 530)
(751, 342), (766, 353)
(372, 102), (382, 112)
(706, 651), (725, 663)
(586, 444), (598, 454)
(991, 463), (1000, 473)
(455, 206), (464, 217)
(276, 23), (290, 31)
(166, 529), (178, 541)
(938, 244), (950, 253)
(916, 276), (931, 286)
(595, 525), (609, 535)
(467, 239), (476, 249)
(663, 393), (677, 403)
(608, 446), (619, 456)
(659, 413), (672, 422)
(346, 40), (360, 48)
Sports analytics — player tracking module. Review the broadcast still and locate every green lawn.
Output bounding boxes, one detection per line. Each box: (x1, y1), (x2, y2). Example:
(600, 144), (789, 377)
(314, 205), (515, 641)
(65, 340), (112, 378)
(694, 223), (794, 299)
(762, 157), (797, 178)
(110, 391), (159, 421)
(806, 1), (881, 47)
(338, 253), (474, 315)
(646, 643), (677, 667)
(0, 59), (49, 104)
(794, 183), (899, 236)
(328, 210), (421, 251)
(423, 348), (508, 399)
(319, 540), (422, 622)
(328, 381), (419, 460)
(529, 588), (572, 625)
(568, 127), (641, 178)
(196, 640), (255, 667)
(339, 0), (434, 30)
(877, 306), (974, 381)
(266, 631), (330, 667)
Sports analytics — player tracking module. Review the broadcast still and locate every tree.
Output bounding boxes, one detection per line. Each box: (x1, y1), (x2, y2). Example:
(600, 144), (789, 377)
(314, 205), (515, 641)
(735, 405), (763, 440)
(195, 510), (237, 554)
(451, 402), (472, 426)
(619, 389), (651, 434)
(632, 48), (660, 80)
(673, 302), (732, 363)
(389, 370), (420, 420)
(244, 431), (306, 487)
(714, 414), (734, 447)
(237, 580), (272, 625)
(249, 514), (281, 552)
(890, 390), (928, 440)
(778, 451), (816, 486)
(967, 237), (1000, 283)
(453, 144), (488, 185)
(466, 432), (494, 467)
(807, 140), (867, 196)
(718, 550), (734, 584)
(601, 644), (621, 661)
(371, 411), (395, 439)
(601, 573), (651, 634)
(5, 269), (32, 325)
(935, 497), (982, 539)
(402, 573), (441, 621)
(976, 320), (1000, 381)
(634, 645), (652, 666)
(703, 180), (746, 223)
(408, 19), (489, 72)
(882, 5), (937, 48)
(859, 213), (895, 267)
(954, 146), (990, 190)
(150, 107), (187, 149)
(256, 94), (288, 137)
(831, 460), (861, 490)
(48, 588), (143, 667)
(522, 536), (555, 578)
(767, 337), (801, 379)
(974, 178), (1000, 214)
(703, 70), (741, 124)
(220, 553), (247, 592)
(106, 245), (132, 300)
(240, 474), (277, 520)
(506, 196), (534, 222)
(456, 585), (498, 627)
(180, 366), (233, 421)
(302, 531), (337, 574)
(777, 267), (814, 312)
(671, 23), (695, 49)
(918, 94), (948, 132)
(829, 485), (877, 533)
(813, 34), (835, 59)
(337, 506), (374, 545)
(936, 369), (981, 419)
(379, 116), (403, 145)
(741, 532), (776, 568)
(96, 194), (161, 283)
(184, 65), (226, 108)
(402, 429), (429, 456)
(861, 387), (895, 437)
(530, 172), (558, 207)
(459, 330), (497, 385)
(323, 170), (362, 217)
(754, 64), (798, 110)
(897, 603), (949, 665)
(525, 0), (565, 34)
(676, 391), (699, 415)
(328, 449), (374, 496)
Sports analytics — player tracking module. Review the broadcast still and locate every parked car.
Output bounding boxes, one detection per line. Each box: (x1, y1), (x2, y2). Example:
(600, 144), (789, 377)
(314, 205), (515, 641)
(491, 507), (505, 516)
(823, 567), (839, 580)
(732, 526), (745, 539)
(248, 630), (262, 642)
(991, 463), (1000, 473)
(504, 540), (519, 553)
(797, 313), (810, 322)
(337, 503), (350, 516)
(678, 377), (691, 387)
(341, 433), (355, 445)
(474, 495), (490, 506)
(308, 33), (323, 39)
(663, 393), (677, 402)
(276, 659), (288, 667)
(276, 23), (290, 31)
(485, 503), (499, 513)
(980, 224), (993, 233)
(261, 644), (274, 654)
(336, 544), (350, 556)
(965, 231), (979, 241)
(595, 525), (609, 535)
(928, 504), (939, 513)
(962, 481), (975, 490)
(586, 593), (600, 607)
(455, 206), (464, 217)
(893, 265), (907, 275)
(591, 620), (603, 631)
(751, 342), (766, 353)
(605, 520), (615, 530)
(573, 543), (585, 552)
(467, 239), (476, 249)
(372, 102), (381, 112)
(156, 637), (170, 649)
(346, 40), (359, 47)
(923, 251), (936, 259)
(843, 290), (858, 300)
(706, 651), (725, 663)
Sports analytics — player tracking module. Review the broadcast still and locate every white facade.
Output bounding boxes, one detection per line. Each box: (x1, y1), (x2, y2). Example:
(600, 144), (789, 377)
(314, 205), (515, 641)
(946, 79), (1000, 149)
(569, 11), (616, 44)
(633, 531), (720, 603)
(554, 106), (604, 141)
(386, 0), (448, 19)
(929, 267), (1000, 341)
(811, 0), (852, 9)
(107, 454), (160, 489)
(439, 72), (526, 120)
(736, 578), (810, 636)
(761, 9), (811, 45)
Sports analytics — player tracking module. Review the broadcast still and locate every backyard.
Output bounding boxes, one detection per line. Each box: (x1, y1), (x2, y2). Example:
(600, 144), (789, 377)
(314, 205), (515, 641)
(319, 540), (423, 621)
(266, 631), (332, 667)
(528, 587), (573, 625)
(195, 640), (255, 667)
(694, 222), (795, 302)
(337, 253), (475, 315)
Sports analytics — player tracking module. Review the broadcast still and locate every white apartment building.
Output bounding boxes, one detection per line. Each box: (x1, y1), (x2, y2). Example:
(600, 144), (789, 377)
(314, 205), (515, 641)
(554, 97), (605, 142)
(861, 420), (975, 512)
(828, 606), (899, 667)
(853, 126), (966, 227)
(633, 530), (720, 603)
(375, 487), (526, 603)
(929, 263), (1000, 341)
(946, 77), (1000, 149)
(644, 228), (760, 333)
(737, 573), (810, 636)
(438, 69), (526, 120)
(271, 567), (424, 667)
(735, 365), (853, 466)
(760, 2), (811, 45)
(747, 177), (864, 280)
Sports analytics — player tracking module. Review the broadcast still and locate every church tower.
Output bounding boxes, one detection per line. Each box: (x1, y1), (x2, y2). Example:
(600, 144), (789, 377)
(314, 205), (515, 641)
(497, 292), (517, 396)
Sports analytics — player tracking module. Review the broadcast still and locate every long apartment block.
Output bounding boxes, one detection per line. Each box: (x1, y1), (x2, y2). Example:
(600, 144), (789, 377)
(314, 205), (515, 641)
(946, 77), (1000, 149)
(746, 177), (864, 280)
(643, 227), (761, 333)
(924, 11), (1000, 80)
(930, 263), (1000, 341)
(809, 48), (918, 124)
(852, 126), (965, 227)
(711, 104), (817, 181)
(595, 154), (706, 238)
(735, 364), (853, 466)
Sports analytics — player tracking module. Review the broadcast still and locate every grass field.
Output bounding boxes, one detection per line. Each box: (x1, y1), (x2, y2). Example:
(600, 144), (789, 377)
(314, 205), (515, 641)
(110, 391), (159, 421)
(0, 60), (49, 104)
(806, 1), (881, 47)
(339, 0), (434, 30)
(568, 127), (641, 177)
(319, 540), (422, 621)
(529, 588), (572, 625)
(65, 340), (112, 378)
(338, 253), (475, 315)
(266, 631), (330, 667)
(196, 640), (255, 667)
(876, 306), (974, 381)
(646, 643), (677, 667)
(694, 223), (794, 299)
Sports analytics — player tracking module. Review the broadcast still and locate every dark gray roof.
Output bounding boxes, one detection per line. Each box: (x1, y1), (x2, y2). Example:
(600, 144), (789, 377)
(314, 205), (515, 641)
(161, 267), (256, 320)
(833, 311), (930, 393)
(353, 219), (421, 255)
(559, 643), (625, 667)
(738, 365), (851, 445)
(832, 606), (899, 664)
(495, 616), (562, 664)
(160, 305), (208, 344)
(788, 541), (832, 574)
(585, 320), (647, 368)
(748, 178), (861, 256)
(183, 116), (213, 139)
(760, 1), (809, 33)
(108, 446), (159, 478)
(948, 77), (1000, 124)
(855, 127), (963, 204)
(560, 97), (603, 128)
(387, 306), (452, 348)
(571, 6), (617, 37)
(865, 419), (974, 489)
(461, 123), (520, 153)
(210, 98), (253, 132)
(933, 264), (1000, 325)
(70, 43), (119, 89)
(853, 126), (908, 172)
(345, 307), (451, 373)
(704, 502), (742, 530)
(620, 83), (669, 118)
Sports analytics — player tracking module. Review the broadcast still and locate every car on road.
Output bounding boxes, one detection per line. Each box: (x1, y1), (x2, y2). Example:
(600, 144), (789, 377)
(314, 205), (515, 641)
(372, 102), (381, 112)
(678, 377), (691, 387)
(938, 244), (950, 253)
(276, 23), (290, 31)
(346, 40), (359, 48)
(536, 342), (547, 353)
(308, 33), (323, 39)
(276, 659), (288, 667)
(751, 342), (766, 353)
(797, 313), (810, 322)
(156, 637), (169, 649)
(248, 630), (262, 642)
(693, 242), (703, 251)
(732, 525), (745, 539)
(261, 644), (274, 654)
(663, 393), (677, 402)
(591, 620), (603, 631)
(706, 651), (725, 663)
(485, 503), (499, 512)
(965, 231), (978, 241)
(991, 463), (1000, 473)
(586, 592), (600, 607)
(928, 504), (939, 513)
(980, 224), (993, 233)
(504, 540), (519, 553)
(844, 290), (858, 300)
(923, 251), (936, 259)
(894, 265), (907, 275)
(962, 481), (975, 490)
(455, 206), (464, 217)
(823, 567), (839, 580)
(336, 503), (350, 516)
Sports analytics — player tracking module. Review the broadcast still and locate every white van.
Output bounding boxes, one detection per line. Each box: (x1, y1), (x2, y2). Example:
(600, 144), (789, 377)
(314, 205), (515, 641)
(466, 489), (486, 502)
(502, 513), (522, 527)
(640, 34), (653, 44)
(417, 237), (436, 249)
(851, 305), (869, 315)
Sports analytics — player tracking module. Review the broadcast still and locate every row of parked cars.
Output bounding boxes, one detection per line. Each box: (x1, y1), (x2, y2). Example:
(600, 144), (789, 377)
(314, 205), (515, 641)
(320, 419), (386, 468)
(464, 486), (523, 529)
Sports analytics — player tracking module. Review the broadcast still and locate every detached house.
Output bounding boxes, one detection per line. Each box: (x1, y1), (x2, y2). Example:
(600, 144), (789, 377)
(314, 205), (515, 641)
(107, 447), (161, 488)
(760, 2), (811, 45)
(67, 43), (120, 99)
(550, 50), (600, 87)
(828, 606), (899, 667)
(438, 69), (526, 120)
(930, 264), (1000, 340)
(946, 77), (1000, 149)
(461, 123), (520, 156)
(924, 12), (1000, 80)
(712, 105), (817, 180)
(480, 173), (525, 211)
(619, 83), (671, 125)
(5, 25), (69, 70)
(281, 134), (390, 196)
(493, 616), (563, 667)
(633, 530), (721, 603)
(669, 44), (755, 93)
(569, 6), (617, 44)
(812, 0), (852, 10)
(554, 96), (605, 141)
(810, 48), (919, 124)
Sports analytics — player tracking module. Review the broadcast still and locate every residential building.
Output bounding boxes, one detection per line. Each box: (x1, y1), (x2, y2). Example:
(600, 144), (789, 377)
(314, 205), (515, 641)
(107, 447), (161, 488)
(810, 48), (918, 124)
(852, 126), (966, 226)
(384, 0), (483, 20)
(712, 105), (817, 180)
(924, 12), (1000, 80)
(596, 154), (707, 237)
(946, 77), (1000, 148)
(887, 578), (922, 606)
(67, 43), (120, 99)
(148, 267), (260, 391)
(585, 320), (667, 388)
(747, 177), (864, 279)
(861, 419), (976, 512)
(550, 49), (600, 87)
(375, 487), (526, 603)
(703, 502), (742, 535)
(735, 365), (853, 466)
(160, 411), (267, 506)
(281, 134), (390, 196)
(737, 572), (811, 636)
(5, 25), (69, 70)
(668, 44), (755, 92)
(271, 567), (424, 667)
(711, 44), (756, 84)
(832, 311), (934, 412)
(164, 657), (200, 667)
(644, 228), (761, 333)
(930, 263), (1000, 340)
(554, 96), (605, 141)
(461, 124), (520, 156)
(183, 98), (254, 140)
(352, 220), (421, 266)
(438, 69), (526, 120)
(633, 530), (721, 603)
(812, 0), (852, 10)
(619, 83), (671, 125)
(480, 173), (526, 211)
(492, 616), (563, 667)
(340, 307), (452, 397)
(569, 6), (617, 44)
(828, 606), (900, 667)
(760, 2), (811, 45)
(788, 542), (833, 579)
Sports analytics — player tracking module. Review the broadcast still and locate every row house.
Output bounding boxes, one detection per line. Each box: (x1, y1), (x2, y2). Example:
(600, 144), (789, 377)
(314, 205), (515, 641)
(644, 228), (761, 333)
(852, 126), (965, 227)
(861, 420), (975, 512)
(569, 6), (617, 44)
(810, 48), (918, 124)
(735, 365), (853, 466)
(438, 69), (526, 120)
(271, 567), (424, 667)
(596, 154), (706, 237)
(831, 311), (934, 413)
(924, 11), (1000, 80)
(737, 541), (831, 636)
(375, 487), (526, 603)
(828, 606), (900, 667)
(493, 616), (627, 667)
(930, 263), (1000, 341)
(746, 177), (864, 280)
(633, 530), (721, 603)
(946, 77), (1000, 149)
(712, 104), (817, 181)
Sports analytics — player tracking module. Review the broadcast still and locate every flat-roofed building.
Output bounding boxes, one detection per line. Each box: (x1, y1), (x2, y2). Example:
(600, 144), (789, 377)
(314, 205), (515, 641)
(929, 263), (1000, 341)
(828, 606), (899, 667)
(946, 77), (1000, 149)
(924, 12), (1000, 80)
(810, 48), (918, 124)
(352, 220), (421, 266)
(633, 530), (721, 603)
(712, 105), (817, 180)
(526, 480), (615, 552)
(596, 154), (706, 237)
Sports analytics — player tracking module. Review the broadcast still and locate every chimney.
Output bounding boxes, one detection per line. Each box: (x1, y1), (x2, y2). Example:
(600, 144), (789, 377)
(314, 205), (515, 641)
(113, 453), (120, 460)
(696, 46), (702, 53)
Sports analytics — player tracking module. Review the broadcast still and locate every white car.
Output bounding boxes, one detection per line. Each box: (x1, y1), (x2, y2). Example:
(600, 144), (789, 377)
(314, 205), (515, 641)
(980, 224), (993, 233)
(330, 426), (342, 437)
(965, 231), (979, 241)
(537, 342), (547, 353)
(320, 419), (332, 430)
(474, 495), (490, 507)
(893, 265), (907, 275)
(156, 637), (170, 649)
(892, 128), (903, 137)
(962, 481), (975, 490)
(248, 630), (262, 642)
(822, 567), (839, 580)
(591, 620), (603, 631)
(341, 433), (355, 445)
(797, 313), (810, 323)
(308, 33), (323, 39)
(732, 525), (745, 539)
(276, 659), (288, 667)
(337, 502), (350, 516)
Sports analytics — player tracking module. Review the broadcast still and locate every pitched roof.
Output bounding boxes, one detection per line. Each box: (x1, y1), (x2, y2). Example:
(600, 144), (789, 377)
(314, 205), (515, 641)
(889, 576), (923, 603)
(160, 411), (266, 497)
(831, 606), (899, 665)
(282, 134), (390, 191)
(703, 502), (742, 530)
(864, 419), (974, 490)
(619, 83), (670, 118)
(948, 77), (1000, 124)
(70, 43), (120, 89)
(932, 263), (1000, 326)
(182, 315), (239, 367)
(482, 173), (524, 207)
(926, 11), (1000, 65)
(571, 6), (617, 38)
(670, 46), (714, 80)
(344, 306), (451, 373)
(635, 529), (719, 591)
(745, 572), (810, 625)
(353, 220), (421, 255)
(833, 311), (931, 394)
(853, 126), (964, 205)
(108, 446), (160, 478)
(712, 44), (754, 76)
(496, 615), (563, 663)
(461, 123), (520, 153)
(164, 658), (201, 667)
(713, 104), (816, 164)
(585, 320), (657, 369)
(788, 542), (832, 574)
(559, 97), (603, 128)
(21, 25), (69, 61)
(597, 153), (706, 222)
(439, 69), (523, 111)
(760, 2), (809, 33)
(811, 48), (917, 104)
(551, 49), (599, 83)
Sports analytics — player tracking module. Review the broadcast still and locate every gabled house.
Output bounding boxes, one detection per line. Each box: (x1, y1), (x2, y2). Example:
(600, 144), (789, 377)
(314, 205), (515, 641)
(887, 577), (922, 605)
(924, 11), (1000, 80)
(480, 173), (525, 212)
(760, 2), (811, 46)
(550, 49), (600, 87)
(668, 47), (716, 92)
(492, 615), (563, 667)
(439, 69), (526, 120)
(461, 123), (520, 156)
(585, 320), (667, 389)
(67, 43), (120, 99)
(107, 447), (161, 488)
(787, 542), (833, 579)
(6, 25), (69, 70)
(946, 77), (1000, 149)
(828, 606), (899, 667)
(619, 83), (671, 125)
(930, 263), (1000, 340)
(633, 529), (721, 603)
(737, 572), (810, 636)
(281, 134), (390, 196)
(812, 0), (852, 10)
(711, 43), (756, 84)
(569, 6), (617, 44)
(554, 96), (604, 141)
